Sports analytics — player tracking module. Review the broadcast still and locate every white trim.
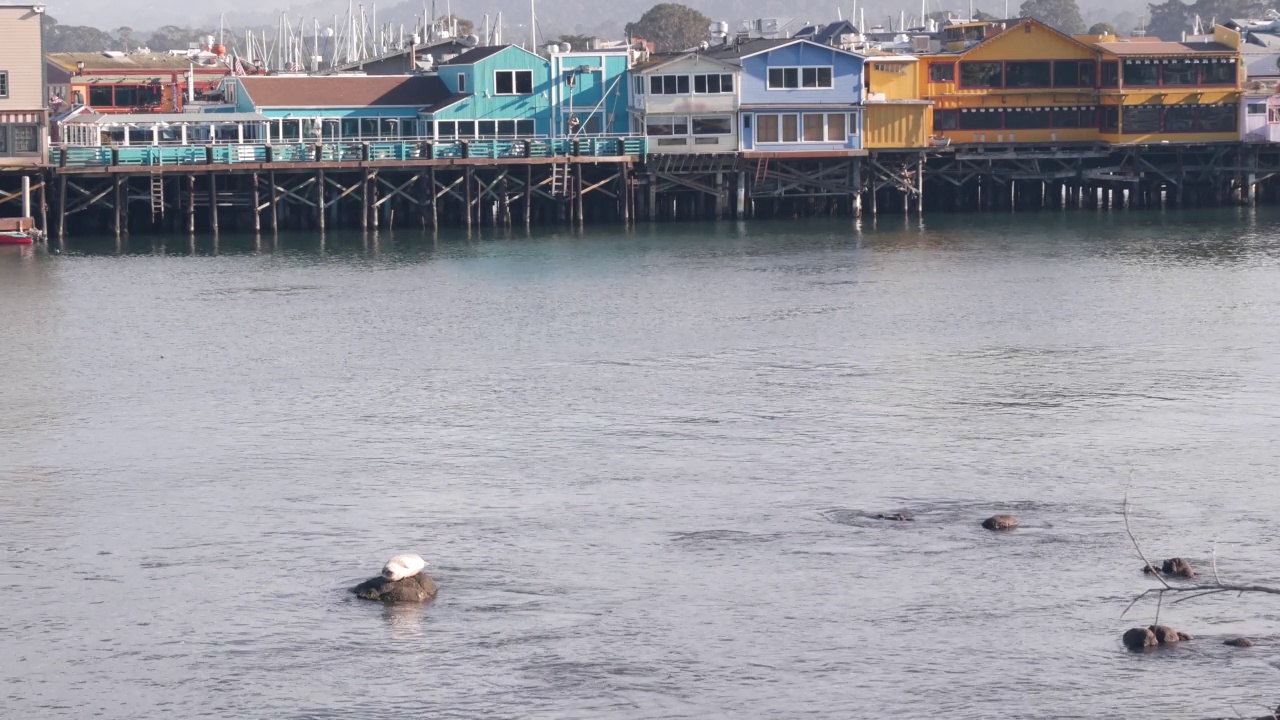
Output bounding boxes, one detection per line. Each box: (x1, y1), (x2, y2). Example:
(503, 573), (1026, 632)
(736, 38), (866, 60)
(493, 68), (534, 96)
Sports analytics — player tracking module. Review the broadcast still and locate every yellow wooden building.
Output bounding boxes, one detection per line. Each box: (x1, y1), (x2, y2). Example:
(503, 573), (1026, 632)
(919, 18), (1102, 145)
(1086, 26), (1242, 144)
(863, 55), (932, 148)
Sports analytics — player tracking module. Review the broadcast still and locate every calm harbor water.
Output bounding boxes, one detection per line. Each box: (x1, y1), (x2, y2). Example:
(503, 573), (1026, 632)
(5, 210), (1280, 718)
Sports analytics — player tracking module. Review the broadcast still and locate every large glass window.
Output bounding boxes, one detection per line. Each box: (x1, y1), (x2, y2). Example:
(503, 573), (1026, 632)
(457, 121), (476, 137)
(756, 114), (779, 142)
(803, 113), (824, 141)
(1198, 104), (1236, 131)
(478, 120), (496, 136)
(934, 109), (958, 130)
(692, 115), (732, 135)
(959, 62), (1002, 88)
(1005, 61), (1051, 88)
(114, 86), (138, 107)
(497, 120), (517, 136)
(1051, 107), (1084, 127)
(516, 119), (535, 135)
(341, 118), (360, 138)
(1100, 106), (1119, 132)
(693, 74), (733, 94)
(12, 125), (37, 154)
(1201, 61), (1235, 85)
(1161, 61), (1195, 85)
(138, 85), (162, 106)
(1121, 105), (1160, 133)
(958, 110), (1002, 130)
(1122, 63), (1159, 86)
(1101, 61), (1119, 87)
(89, 86), (113, 106)
(436, 120), (457, 138)
(1248, 102), (1267, 115)
(929, 63), (955, 82)
(649, 75), (690, 94)
(802, 67), (833, 88)
(645, 115), (688, 135)
(494, 69), (534, 95)
(826, 112), (846, 140)
(1003, 108), (1051, 129)
(1162, 105), (1196, 132)
(781, 114), (798, 142)
(1053, 60), (1094, 87)
(0, 72), (8, 98)
(768, 68), (799, 88)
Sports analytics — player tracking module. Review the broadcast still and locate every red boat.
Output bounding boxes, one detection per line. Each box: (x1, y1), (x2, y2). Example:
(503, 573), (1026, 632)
(0, 231), (34, 245)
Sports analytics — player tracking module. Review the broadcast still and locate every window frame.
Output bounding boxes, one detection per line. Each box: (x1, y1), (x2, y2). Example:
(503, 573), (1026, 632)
(0, 71), (9, 99)
(494, 69), (534, 95)
(1004, 61), (1052, 89)
(644, 114), (690, 136)
(8, 124), (35, 155)
(958, 61), (1003, 89)
(928, 62), (955, 83)
(767, 66), (833, 90)
(649, 74), (691, 95)
(692, 73), (734, 94)
(457, 73), (467, 93)
(691, 114), (733, 135)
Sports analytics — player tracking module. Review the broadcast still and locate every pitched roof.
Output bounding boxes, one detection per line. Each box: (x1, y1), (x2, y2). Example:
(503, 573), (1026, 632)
(422, 93), (470, 113)
(238, 75), (452, 108)
(1094, 40), (1236, 55)
(700, 38), (796, 61)
(48, 52), (232, 73)
(438, 44), (512, 65)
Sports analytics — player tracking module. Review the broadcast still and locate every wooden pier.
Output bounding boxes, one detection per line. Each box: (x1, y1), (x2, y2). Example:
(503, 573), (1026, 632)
(10, 140), (1280, 249)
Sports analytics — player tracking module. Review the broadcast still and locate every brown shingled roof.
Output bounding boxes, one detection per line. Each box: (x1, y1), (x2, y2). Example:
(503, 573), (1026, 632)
(1094, 40), (1236, 55)
(238, 75), (450, 108)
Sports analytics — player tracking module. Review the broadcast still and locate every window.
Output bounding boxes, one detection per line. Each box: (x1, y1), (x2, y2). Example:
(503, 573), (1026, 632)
(781, 114), (799, 142)
(494, 69), (534, 95)
(1121, 105), (1160, 133)
(1051, 107), (1084, 128)
(479, 120), (496, 135)
(692, 115), (732, 135)
(1269, 107), (1280, 123)
(934, 109), (958, 130)
(341, 118), (359, 138)
(381, 118), (400, 137)
(12, 125), (37, 154)
(649, 75), (690, 94)
(1053, 60), (1094, 88)
(458, 120), (476, 137)
(1160, 61), (1195, 85)
(958, 109), (1002, 130)
(436, 120), (457, 138)
(768, 67), (831, 89)
(1005, 61), (1051, 88)
(1003, 108), (1051, 129)
(0, 126), (8, 154)
(497, 120), (517, 136)
(1201, 61), (1235, 85)
(645, 115), (688, 135)
(0, 72), (9, 99)
(457, 73), (467, 93)
(929, 63), (955, 82)
(113, 86), (138, 107)
(693, 73), (733, 94)
(959, 62), (1002, 88)
(1100, 107), (1119, 132)
(1162, 105), (1196, 132)
(572, 115), (603, 134)
(826, 112), (846, 140)
(1248, 102), (1267, 115)
(756, 113), (778, 142)
(802, 67), (833, 88)
(768, 67), (798, 88)
(1198, 104), (1236, 132)
(89, 86), (113, 106)
(1122, 63), (1159, 86)
(803, 113), (824, 141)
(360, 118), (379, 137)
(517, 119), (535, 135)
(1101, 61), (1119, 87)
(138, 84), (162, 106)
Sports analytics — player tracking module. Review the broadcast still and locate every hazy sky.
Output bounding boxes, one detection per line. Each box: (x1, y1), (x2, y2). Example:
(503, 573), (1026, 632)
(43, 0), (1145, 36)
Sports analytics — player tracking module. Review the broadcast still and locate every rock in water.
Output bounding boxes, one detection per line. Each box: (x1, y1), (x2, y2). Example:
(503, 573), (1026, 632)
(382, 554), (427, 581)
(352, 572), (438, 604)
(981, 514), (1019, 531)
(1224, 637), (1254, 648)
(1123, 627), (1157, 651)
(876, 513), (914, 522)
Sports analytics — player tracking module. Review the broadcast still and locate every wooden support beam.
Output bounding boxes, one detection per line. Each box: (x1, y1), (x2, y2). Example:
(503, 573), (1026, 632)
(524, 164), (532, 228)
(251, 172), (262, 235)
(268, 170), (279, 236)
(57, 173), (67, 243)
(316, 169), (326, 232)
(207, 173), (219, 235)
(112, 175), (122, 239)
(186, 174), (196, 235)
(429, 166), (438, 230)
(361, 169), (369, 232)
(464, 166), (473, 233)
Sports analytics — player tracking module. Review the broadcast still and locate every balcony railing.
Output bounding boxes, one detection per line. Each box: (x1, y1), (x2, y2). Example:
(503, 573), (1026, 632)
(56, 137), (649, 168)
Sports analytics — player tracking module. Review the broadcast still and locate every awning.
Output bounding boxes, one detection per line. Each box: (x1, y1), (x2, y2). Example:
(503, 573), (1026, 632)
(0, 112), (44, 123)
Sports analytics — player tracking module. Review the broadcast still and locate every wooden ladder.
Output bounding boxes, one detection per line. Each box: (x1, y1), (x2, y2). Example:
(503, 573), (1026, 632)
(149, 173), (164, 219)
(550, 162), (570, 199)
(753, 157), (770, 185)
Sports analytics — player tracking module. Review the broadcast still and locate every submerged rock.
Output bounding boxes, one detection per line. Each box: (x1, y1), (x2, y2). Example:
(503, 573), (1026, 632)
(1141, 557), (1196, 578)
(1224, 637), (1254, 648)
(875, 513), (914, 522)
(981, 514), (1019, 531)
(1149, 625), (1184, 644)
(352, 572), (438, 604)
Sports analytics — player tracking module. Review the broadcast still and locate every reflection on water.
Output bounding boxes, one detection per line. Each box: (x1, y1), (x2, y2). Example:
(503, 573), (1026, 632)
(4, 208), (1280, 718)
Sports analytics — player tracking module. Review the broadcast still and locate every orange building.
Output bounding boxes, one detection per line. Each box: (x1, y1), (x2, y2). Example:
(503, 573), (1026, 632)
(920, 18), (1101, 145)
(47, 51), (234, 115)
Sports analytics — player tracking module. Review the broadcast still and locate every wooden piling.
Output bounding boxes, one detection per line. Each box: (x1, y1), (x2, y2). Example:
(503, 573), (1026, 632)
(207, 173), (219, 235)
(112, 175), (122, 239)
(251, 172), (262, 235)
(316, 169), (326, 232)
(464, 166), (473, 233)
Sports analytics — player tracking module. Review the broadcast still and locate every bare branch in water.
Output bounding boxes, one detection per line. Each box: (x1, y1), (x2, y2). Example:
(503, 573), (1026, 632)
(1124, 477), (1171, 591)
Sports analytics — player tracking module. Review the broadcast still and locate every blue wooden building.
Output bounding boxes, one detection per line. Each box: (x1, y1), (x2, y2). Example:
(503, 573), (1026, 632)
(428, 45), (552, 139)
(703, 38), (866, 152)
(550, 49), (632, 137)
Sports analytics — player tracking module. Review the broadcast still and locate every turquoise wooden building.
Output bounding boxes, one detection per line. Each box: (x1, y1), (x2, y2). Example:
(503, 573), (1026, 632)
(427, 45), (553, 139)
(220, 75), (446, 141)
(550, 49), (632, 137)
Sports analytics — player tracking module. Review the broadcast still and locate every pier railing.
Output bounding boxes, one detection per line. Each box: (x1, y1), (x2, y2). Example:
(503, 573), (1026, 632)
(56, 137), (649, 169)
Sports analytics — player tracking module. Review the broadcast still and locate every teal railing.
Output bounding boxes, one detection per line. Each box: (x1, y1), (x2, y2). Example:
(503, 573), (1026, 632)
(57, 137), (649, 168)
